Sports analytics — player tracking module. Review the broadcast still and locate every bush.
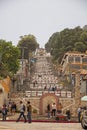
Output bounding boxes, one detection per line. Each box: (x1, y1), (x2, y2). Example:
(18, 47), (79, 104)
(33, 109), (37, 113)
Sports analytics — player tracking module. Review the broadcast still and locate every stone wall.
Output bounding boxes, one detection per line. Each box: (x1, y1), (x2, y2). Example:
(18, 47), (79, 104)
(10, 95), (78, 117)
(10, 71), (83, 118)
(10, 97), (40, 114)
(0, 92), (8, 107)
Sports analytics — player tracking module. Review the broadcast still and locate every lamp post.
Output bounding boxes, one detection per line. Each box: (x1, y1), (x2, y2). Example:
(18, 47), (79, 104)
(18, 46), (31, 92)
(74, 71), (81, 116)
(19, 46), (27, 70)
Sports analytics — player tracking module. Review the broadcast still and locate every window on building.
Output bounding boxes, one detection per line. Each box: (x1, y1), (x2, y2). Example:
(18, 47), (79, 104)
(71, 64), (80, 69)
(82, 57), (87, 63)
(75, 57), (80, 62)
(68, 56), (74, 63)
(82, 66), (87, 70)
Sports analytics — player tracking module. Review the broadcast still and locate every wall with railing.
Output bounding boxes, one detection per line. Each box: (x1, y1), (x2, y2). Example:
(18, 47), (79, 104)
(25, 90), (72, 98)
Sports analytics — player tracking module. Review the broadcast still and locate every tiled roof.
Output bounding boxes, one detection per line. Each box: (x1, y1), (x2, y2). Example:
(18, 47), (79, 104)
(80, 69), (87, 75)
(70, 69), (87, 75)
(65, 51), (87, 56)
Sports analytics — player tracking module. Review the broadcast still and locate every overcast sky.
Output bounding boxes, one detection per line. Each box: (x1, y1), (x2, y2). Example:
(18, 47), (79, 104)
(0, 0), (87, 48)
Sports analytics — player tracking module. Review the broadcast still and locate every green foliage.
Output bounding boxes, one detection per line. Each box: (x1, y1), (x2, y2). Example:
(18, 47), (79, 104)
(0, 40), (20, 78)
(80, 31), (87, 43)
(45, 26), (87, 63)
(33, 109), (37, 113)
(17, 34), (39, 59)
(74, 42), (86, 52)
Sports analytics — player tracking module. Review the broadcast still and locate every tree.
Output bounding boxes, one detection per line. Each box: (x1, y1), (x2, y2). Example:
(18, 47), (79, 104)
(0, 40), (20, 78)
(45, 26), (87, 64)
(80, 31), (87, 44)
(17, 34), (39, 59)
(74, 42), (87, 52)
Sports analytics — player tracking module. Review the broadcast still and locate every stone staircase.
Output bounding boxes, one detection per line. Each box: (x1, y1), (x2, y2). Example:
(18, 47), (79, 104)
(29, 54), (60, 91)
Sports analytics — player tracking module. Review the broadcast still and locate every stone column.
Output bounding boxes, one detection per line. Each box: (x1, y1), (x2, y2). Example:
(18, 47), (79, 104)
(74, 71), (81, 116)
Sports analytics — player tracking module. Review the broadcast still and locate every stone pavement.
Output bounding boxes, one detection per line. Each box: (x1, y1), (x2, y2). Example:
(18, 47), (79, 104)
(0, 121), (83, 130)
(0, 112), (81, 130)
(0, 112), (78, 122)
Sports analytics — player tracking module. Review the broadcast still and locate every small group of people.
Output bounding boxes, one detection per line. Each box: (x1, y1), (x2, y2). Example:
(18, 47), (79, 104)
(0, 100), (32, 123)
(0, 102), (15, 121)
(47, 102), (57, 118)
(46, 102), (71, 121)
(16, 101), (32, 123)
(47, 102), (63, 119)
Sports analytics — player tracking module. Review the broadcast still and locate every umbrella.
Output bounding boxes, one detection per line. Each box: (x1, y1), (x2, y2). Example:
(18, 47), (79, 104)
(81, 96), (87, 101)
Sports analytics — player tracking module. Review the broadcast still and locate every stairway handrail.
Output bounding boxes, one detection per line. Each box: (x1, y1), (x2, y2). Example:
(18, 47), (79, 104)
(62, 99), (75, 113)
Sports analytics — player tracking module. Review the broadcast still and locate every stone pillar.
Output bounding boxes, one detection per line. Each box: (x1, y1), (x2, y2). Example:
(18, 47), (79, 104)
(74, 71), (81, 116)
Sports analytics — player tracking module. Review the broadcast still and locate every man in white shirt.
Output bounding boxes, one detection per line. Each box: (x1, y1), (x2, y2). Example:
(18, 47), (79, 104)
(16, 101), (27, 123)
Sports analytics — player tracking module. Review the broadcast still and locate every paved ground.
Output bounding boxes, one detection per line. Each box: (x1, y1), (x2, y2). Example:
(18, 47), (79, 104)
(0, 112), (79, 121)
(0, 113), (82, 130)
(0, 122), (83, 130)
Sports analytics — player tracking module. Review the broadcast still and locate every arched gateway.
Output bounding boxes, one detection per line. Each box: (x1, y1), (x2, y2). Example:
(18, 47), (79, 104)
(39, 93), (58, 115)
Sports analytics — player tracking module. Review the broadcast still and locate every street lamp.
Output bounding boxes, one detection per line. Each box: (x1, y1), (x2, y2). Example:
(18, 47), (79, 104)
(19, 46), (28, 70)
(18, 46), (31, 92)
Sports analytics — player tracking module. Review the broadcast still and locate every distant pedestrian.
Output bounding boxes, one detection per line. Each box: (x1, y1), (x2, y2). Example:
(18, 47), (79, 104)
(16, 101), (27, 123)
(51, 103), (57, 117)
(66, 109), (71, 121)
(27, 101), (32, 123)
(44, 86), (47, 90)
(1, 104), (8, 121)
(57, 103), (63, 114)
(8, 101), (12, 115)
(77, 107), (81, 122)
(11, 102), (17, 115)
(47, 104), (51, 118)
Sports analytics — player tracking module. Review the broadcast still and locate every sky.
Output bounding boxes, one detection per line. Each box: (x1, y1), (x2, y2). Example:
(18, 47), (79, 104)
(0, 0), (87, 48)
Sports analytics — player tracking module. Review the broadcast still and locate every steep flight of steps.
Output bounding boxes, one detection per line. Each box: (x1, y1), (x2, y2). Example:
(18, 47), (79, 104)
(29, 54), (62, 91)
